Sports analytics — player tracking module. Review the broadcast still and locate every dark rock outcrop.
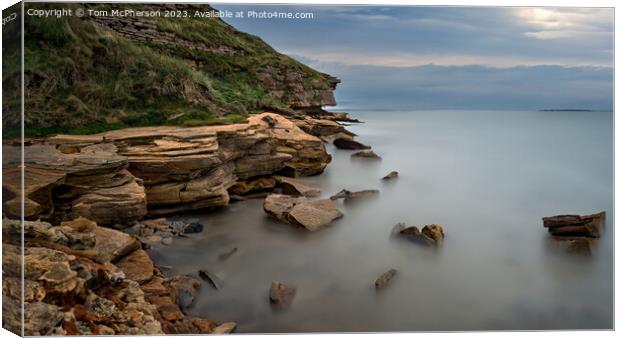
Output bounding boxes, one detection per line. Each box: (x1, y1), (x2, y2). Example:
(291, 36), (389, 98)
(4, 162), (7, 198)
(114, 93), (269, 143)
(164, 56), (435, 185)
(333, 137), (371, 150)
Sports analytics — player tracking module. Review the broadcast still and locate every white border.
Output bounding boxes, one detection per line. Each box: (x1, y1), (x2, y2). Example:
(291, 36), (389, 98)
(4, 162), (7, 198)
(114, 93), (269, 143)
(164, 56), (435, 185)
(0, 1), (616, 338)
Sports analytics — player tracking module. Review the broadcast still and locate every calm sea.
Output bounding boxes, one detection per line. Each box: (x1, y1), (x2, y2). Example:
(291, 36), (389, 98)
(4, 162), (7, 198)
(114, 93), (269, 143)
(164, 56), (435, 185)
(150, 109), (613, 332)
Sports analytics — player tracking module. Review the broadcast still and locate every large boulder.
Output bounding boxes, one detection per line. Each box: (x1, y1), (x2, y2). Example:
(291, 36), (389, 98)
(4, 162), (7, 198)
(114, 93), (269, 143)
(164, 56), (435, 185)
(263, 194), (343, 231)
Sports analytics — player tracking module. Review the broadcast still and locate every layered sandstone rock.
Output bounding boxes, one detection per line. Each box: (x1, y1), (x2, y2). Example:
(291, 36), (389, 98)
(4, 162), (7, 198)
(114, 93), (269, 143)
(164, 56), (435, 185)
(3, 113), (332, 223)
(2, 218), (230, 335)
(263, 194), (343, 231)
(2, 143), (147, 225)
(542, 211), (606, 255)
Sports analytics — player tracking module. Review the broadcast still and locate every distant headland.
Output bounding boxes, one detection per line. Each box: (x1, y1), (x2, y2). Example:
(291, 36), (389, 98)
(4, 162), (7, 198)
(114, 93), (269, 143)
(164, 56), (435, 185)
(539, 109), (594, 112)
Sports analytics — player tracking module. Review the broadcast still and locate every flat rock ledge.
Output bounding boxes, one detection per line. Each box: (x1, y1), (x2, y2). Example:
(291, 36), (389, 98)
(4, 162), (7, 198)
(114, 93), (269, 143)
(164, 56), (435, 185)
(263, 194), (343, 231)
(4, 113), (335, 225)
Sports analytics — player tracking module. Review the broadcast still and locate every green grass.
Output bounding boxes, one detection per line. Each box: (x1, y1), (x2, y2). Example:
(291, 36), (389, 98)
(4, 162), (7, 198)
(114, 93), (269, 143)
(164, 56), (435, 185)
(6, 3), (335, 138)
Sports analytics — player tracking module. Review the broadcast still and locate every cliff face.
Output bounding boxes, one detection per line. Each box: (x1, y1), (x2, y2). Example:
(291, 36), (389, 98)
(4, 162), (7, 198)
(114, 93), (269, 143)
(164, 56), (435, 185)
(8, 3), (338, 137)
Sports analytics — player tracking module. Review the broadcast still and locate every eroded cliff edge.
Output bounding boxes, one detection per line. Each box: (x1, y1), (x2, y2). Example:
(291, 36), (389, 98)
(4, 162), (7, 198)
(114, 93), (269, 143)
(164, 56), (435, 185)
(3, 113), (345, 225)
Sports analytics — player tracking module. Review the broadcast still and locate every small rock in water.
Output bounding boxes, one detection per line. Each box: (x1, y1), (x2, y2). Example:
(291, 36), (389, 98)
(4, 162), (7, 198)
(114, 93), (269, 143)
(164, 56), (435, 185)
(542, 211), (605, 238)
(330, 188), (379, 201)
(198, 269), (222, 290)
(421, 224), (445, 244)
(351, 149), (381, 159)
(182, 222), (204, 234)
(333, 137), (371, 150)
(161, 237), (173, 245)
(219, 247), (238, 260)
(397, 223), (443, 247)
(269, 281), (296, 307)
(213, 322), (237, 334)
(382, 171), (399, 180)
(375, 269), (397, 289)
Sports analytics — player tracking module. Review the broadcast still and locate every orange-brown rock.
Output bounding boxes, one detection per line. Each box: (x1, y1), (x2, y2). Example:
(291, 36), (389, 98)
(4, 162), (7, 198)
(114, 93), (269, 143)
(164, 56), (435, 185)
(115, 249), (155, 284)
(263, 194), (343, 231)
(543, 211), (605, 238)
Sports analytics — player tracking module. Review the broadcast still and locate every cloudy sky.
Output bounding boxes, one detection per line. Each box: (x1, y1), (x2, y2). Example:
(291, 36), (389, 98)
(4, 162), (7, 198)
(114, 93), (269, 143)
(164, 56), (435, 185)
(217, 5), (613, 110)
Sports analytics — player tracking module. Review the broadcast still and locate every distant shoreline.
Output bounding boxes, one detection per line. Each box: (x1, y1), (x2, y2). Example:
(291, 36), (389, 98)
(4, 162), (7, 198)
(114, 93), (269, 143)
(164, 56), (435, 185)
(539, 109), (594, 112)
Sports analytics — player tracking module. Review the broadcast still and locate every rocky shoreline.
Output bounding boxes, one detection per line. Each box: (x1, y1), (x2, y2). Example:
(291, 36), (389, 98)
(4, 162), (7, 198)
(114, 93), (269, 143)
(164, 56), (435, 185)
(2, 109), (608, 334)
(1, 110), (368, 335)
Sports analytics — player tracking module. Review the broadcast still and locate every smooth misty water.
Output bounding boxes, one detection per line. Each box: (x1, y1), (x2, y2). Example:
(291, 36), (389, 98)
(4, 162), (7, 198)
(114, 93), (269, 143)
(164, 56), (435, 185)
(150, 110), (613, 332)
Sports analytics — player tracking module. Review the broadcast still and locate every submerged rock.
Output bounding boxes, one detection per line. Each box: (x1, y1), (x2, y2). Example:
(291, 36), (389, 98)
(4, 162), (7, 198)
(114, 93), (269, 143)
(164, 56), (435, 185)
(543, 211), (605, 238)
(351, 149), (381, 159)
(330, 189), (379, 201)
(269, 281), (296, 307)
(167, 275), (202, 310)
(550, 237), (597, 256)
(263, 194), (343, 231)
(198, 269), (222, 290)
(382, 171), (399, 180)
(182, 222), (204, 234)
(375, 269), (397, 289)
(219, 247), (238, 260)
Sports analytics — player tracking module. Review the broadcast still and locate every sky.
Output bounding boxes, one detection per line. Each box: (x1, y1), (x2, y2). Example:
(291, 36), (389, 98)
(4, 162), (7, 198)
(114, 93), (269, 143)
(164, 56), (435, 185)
(216, 5), (613, 110)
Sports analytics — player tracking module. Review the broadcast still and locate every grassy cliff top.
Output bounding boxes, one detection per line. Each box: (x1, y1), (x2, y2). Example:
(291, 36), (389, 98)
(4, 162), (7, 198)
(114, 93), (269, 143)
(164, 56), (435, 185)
(3, 3), (338, 137)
